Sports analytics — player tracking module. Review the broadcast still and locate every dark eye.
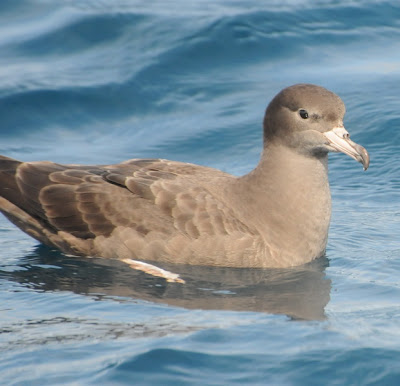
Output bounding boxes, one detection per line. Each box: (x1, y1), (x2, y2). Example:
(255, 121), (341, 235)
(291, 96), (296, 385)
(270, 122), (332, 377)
(299, 109), (309, 119)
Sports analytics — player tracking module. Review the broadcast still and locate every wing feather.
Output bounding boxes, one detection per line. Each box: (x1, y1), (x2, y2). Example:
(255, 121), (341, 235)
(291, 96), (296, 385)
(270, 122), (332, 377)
(0, 156), (259, 263)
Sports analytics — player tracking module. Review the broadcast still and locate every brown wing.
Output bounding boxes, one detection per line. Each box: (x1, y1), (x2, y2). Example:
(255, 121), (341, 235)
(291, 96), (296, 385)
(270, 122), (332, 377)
(103, 159), (252, 237)
(0, 158), (175, 236)
(0, 156), (256, 262)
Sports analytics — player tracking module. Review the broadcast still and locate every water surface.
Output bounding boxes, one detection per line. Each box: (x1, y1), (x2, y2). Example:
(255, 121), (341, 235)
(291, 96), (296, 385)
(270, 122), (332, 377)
(1, 1), (400, 384)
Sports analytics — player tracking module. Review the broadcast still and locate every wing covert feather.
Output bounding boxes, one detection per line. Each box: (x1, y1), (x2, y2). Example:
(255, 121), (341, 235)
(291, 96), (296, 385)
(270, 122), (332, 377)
(1, 157), (260, 264)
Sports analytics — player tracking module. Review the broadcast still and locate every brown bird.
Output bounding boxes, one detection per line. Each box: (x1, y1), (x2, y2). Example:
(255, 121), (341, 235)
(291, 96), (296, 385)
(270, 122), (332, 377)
(0, 84), (369, 269)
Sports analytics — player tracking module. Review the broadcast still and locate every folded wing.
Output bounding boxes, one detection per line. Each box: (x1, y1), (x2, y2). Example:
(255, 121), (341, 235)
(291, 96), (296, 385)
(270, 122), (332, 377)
(0, 156), (259, 265)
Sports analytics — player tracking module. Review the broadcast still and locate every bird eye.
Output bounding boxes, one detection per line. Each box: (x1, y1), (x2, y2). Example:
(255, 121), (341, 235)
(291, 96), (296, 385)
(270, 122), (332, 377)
(299, 109), (309, 119)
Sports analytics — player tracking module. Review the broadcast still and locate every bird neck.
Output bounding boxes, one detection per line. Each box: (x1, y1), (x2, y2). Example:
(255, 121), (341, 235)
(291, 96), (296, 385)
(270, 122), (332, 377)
(249, 143), (330, 189)
(235, 143), (332, 266)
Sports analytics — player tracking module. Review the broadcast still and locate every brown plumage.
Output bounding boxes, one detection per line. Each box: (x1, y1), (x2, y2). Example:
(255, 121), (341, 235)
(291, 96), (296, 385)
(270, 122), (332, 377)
(0, 84), (369, 268)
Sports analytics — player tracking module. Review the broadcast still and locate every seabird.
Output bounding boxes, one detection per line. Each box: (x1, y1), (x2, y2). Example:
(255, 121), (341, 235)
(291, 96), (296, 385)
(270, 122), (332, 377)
(0, 84), (369, 268)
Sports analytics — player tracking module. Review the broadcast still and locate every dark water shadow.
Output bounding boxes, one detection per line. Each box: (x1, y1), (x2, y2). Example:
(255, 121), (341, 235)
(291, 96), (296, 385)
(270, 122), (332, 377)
(1, 245), (331, 321)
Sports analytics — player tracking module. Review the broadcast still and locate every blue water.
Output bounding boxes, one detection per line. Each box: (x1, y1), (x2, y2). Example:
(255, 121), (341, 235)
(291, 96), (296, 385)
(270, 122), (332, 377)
(1, 0), (400, 384)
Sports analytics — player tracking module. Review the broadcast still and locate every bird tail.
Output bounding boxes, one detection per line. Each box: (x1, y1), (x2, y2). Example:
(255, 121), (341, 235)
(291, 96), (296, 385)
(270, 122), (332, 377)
(0, 155), (25, 208)
(0, 155), (55, 246)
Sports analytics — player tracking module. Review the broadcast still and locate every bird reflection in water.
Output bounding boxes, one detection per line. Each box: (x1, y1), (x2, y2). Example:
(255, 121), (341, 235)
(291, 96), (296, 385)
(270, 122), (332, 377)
(3, 245), (331, 321)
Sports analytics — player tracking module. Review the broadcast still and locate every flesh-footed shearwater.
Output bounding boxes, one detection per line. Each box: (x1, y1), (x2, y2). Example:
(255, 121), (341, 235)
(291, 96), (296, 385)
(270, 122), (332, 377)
(0, 84), (369, 269)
